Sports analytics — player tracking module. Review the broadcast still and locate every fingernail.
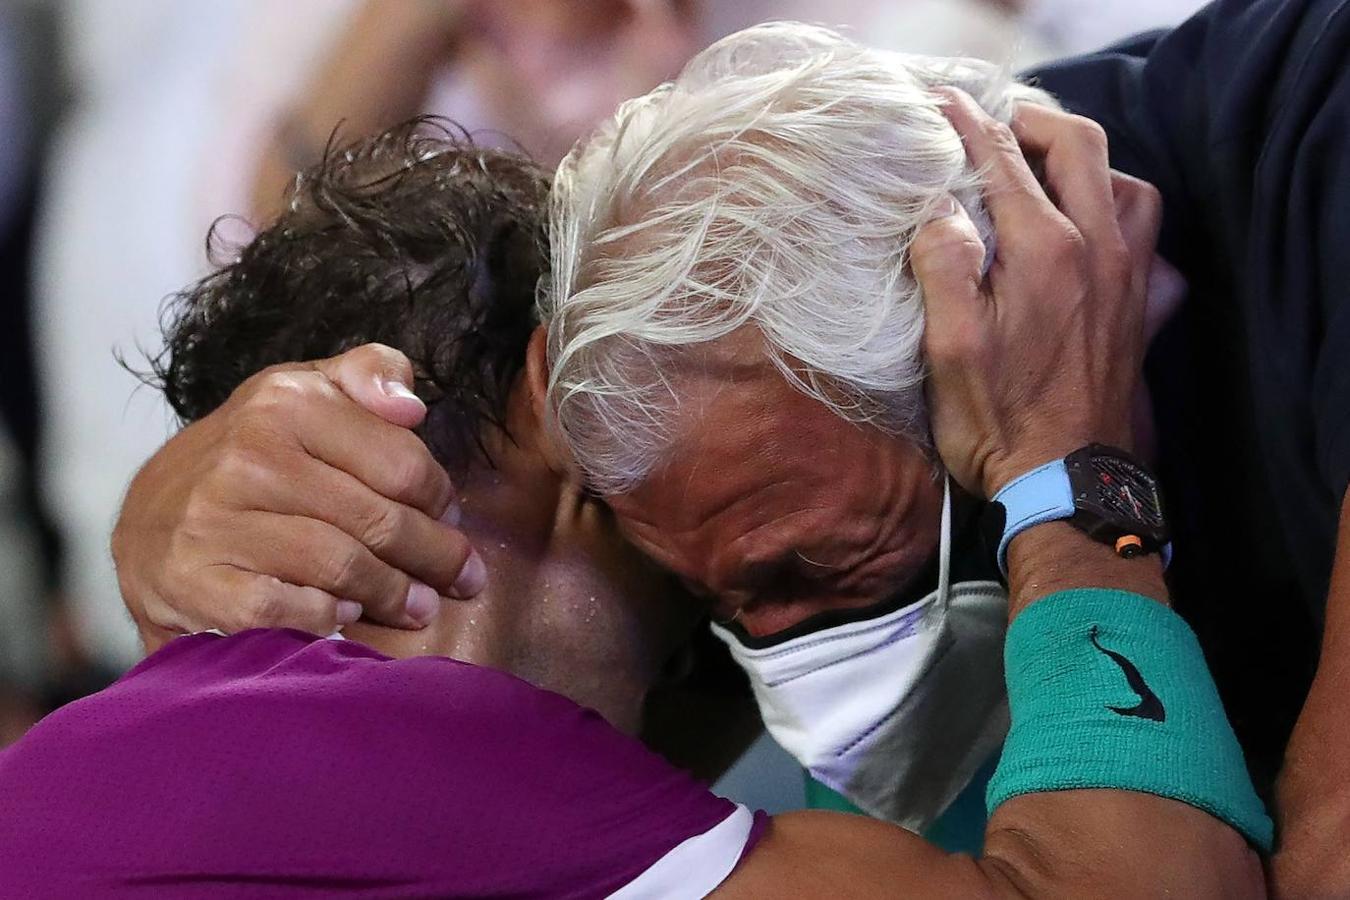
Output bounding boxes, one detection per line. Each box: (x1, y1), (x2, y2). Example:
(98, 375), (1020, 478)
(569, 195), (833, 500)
(451, 551), (488, 599)
(335, 601), (362, 626)
(404, 581), (440, 625)
(439, 500), (462, 527)
(379, 378), (425, 407)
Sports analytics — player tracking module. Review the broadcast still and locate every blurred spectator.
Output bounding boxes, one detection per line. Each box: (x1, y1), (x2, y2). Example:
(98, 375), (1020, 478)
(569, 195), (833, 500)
(0, 3), (63, 747)
(239, 0), (1195, 226)
(704, 0), (1209, 72)
(0, 18), (28, 226)
(241, 0), (1049, 227)
(33, 0), (267, 673)
(0, 422), (46, 746)
(706, 0), (1045, 64)
(236, 1), (702, 223)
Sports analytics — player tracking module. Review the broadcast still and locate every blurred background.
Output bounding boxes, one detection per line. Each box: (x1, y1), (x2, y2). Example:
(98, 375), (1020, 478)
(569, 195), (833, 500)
(0, 0), (1206, 803)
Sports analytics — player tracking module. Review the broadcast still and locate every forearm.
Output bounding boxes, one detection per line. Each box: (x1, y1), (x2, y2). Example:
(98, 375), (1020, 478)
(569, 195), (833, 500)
(985, 527), (1262, 895)
(1274, 651), (1350, 896)
(1272, 492), (1350, 896)
(1006, 521), (1169, 614)
(252, 0), (466, 221)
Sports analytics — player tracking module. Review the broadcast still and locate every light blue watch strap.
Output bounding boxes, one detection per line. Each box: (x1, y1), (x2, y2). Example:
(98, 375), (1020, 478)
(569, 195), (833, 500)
(993, 457), (1174, 577)
(992, 459), (1075, 578)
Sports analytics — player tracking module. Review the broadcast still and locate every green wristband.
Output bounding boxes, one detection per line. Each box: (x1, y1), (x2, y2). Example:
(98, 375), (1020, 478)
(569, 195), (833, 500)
(986, 588), (1273, 851)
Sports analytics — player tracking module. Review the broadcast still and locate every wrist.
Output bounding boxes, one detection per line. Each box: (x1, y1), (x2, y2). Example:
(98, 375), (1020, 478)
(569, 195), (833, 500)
(989, 587), (1275, 852)
(984, 441), (1085, 498)
(1006, 521), (1168, 619)
(983, 429), (1133, 498)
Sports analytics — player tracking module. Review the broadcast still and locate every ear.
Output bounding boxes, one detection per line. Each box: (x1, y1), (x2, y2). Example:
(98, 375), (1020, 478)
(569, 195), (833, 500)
(524, 325), (583, 482)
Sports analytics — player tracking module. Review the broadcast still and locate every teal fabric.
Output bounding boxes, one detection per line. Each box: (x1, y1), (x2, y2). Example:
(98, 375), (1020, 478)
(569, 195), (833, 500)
(921, 755), (995, 855)
(803, 755), (996, 854)
(803, 775), (864, 815)
(987, 589), (1273, 850)
(799, 777), (864, 814)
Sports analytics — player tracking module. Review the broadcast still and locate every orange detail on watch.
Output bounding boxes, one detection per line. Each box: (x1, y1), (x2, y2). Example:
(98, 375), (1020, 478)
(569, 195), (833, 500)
(1114, 534), (1145, 558)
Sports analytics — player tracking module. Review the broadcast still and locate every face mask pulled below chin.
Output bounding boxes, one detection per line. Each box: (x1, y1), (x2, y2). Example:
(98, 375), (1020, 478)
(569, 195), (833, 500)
(711, 479), (1009, 833)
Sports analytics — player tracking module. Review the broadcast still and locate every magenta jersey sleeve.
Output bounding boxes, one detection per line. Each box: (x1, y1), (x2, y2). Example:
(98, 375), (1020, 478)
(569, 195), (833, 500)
(0, 629), (766, 898)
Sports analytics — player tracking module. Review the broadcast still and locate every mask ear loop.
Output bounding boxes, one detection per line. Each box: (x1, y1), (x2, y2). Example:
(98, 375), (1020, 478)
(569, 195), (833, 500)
(937, 475), (953, 611)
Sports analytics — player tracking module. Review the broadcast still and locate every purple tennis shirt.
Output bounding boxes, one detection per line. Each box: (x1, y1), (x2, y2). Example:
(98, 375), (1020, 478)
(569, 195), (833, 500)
(0, 629), (765, 898)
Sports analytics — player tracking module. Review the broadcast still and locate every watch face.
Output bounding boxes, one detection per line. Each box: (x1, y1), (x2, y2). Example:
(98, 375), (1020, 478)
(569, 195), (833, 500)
(1085, 453), (1165, 529)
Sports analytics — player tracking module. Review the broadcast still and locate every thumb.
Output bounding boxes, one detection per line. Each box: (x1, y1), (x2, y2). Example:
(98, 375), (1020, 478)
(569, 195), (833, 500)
(314, 343), (427, 429)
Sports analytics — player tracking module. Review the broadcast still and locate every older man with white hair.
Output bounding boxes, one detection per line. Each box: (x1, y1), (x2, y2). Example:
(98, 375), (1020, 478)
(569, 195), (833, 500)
(537, 23), (1065, 830)
(539, 21), (1201, 829)
(537, 7), (1350, 893)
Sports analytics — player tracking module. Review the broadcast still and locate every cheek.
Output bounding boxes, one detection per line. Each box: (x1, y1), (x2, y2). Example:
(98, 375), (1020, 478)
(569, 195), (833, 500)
(785, 446), (941, 588)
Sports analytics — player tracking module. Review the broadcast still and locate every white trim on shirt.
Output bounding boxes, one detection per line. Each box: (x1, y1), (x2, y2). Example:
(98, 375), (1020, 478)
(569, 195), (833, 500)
(607, 805), (756, 900)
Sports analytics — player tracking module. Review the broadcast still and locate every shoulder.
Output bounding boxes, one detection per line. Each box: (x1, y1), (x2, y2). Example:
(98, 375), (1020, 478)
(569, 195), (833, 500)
(0, 629), (762, 897)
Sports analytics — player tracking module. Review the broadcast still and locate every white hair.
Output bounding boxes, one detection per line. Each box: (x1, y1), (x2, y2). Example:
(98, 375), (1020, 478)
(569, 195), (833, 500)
(541, 22), (1056, 493)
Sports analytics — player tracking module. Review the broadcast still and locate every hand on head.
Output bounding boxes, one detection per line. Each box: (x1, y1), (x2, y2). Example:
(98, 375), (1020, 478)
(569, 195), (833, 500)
(913, 89), (1163, 498)
(113, 344), (486, 650)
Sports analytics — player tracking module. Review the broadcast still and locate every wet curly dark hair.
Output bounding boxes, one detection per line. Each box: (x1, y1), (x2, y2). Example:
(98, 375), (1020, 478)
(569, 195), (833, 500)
(150, 118), (550, 470)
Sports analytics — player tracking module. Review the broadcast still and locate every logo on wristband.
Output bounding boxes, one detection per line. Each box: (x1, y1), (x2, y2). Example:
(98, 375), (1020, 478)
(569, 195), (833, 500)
(1090, 626), (1166, 723)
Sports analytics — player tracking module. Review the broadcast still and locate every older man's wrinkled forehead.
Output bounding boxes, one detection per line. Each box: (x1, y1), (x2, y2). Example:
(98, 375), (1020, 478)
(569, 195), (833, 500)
(603, 326), (941, 630)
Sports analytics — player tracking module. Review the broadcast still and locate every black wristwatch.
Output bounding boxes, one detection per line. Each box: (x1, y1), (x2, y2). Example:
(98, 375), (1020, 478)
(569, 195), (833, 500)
(982, 443), (1170, 576)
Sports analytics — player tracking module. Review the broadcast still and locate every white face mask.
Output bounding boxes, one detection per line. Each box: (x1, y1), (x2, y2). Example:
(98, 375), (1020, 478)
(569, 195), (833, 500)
(712, 478), (1009, 832)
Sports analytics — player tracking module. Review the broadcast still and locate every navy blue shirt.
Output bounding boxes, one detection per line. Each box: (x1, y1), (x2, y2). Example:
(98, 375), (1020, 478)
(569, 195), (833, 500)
(1029, 0), (1350, 789)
